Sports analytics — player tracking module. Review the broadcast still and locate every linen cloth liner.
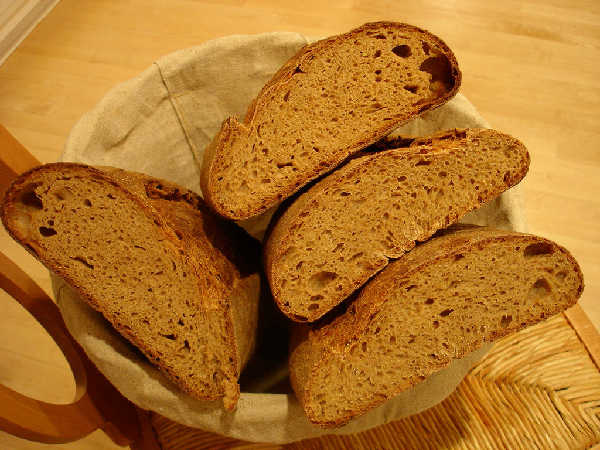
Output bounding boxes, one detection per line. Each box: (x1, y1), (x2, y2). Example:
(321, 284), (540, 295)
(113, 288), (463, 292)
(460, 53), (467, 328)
(57, 32), (526, 443)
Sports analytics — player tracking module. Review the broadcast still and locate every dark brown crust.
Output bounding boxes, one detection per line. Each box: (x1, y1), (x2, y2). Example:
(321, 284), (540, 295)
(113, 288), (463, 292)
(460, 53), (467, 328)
(290, 227), (584, 427)
(201, 22), (462, 220)
(1, 162), (257, 409)
(265, 129), (531, 323)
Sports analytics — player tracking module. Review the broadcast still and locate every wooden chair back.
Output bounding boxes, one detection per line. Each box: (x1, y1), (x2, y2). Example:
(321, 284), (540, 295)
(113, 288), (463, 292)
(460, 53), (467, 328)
(0, 125), (158, 448)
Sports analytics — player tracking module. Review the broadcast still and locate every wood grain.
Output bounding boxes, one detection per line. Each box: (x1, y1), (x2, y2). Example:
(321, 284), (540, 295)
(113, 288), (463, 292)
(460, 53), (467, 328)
(0, 0), (598, 448)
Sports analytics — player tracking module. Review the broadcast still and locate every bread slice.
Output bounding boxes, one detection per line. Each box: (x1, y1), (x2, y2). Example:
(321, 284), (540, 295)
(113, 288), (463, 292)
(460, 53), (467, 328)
(264, 128), (530, 322)
(201, 21), (461, 220)
(1, 163), (261, 410)
(289, 226), (584, 427)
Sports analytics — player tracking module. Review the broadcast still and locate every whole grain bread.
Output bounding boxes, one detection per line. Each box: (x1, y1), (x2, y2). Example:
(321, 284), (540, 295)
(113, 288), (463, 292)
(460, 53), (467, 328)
(264, 129), (530, 322)
(289, 225), (584, 427)
(1, 163), (261, 410)
(201, 21), (461, 220)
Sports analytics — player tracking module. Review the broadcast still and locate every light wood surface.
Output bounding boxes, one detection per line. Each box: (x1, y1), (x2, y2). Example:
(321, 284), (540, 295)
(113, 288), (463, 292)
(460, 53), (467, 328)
(0, 0), (598, 448)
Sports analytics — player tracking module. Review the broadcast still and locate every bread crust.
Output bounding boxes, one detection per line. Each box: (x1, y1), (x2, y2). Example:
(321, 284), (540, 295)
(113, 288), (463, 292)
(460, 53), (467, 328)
(289, 226), (584, 427)
(201, 22), (461, 220)
(1, 163), (260, 410)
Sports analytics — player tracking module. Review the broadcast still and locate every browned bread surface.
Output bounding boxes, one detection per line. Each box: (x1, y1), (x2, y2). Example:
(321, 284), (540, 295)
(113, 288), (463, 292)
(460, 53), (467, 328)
(201, 21), (461, 220)
(265, 129), (530, 322)
(1, 163), (261, 410)
(289, 226), (584, 427)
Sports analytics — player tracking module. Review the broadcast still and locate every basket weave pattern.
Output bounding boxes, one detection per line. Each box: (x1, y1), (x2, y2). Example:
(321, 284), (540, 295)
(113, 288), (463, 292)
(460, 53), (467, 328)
(150, 314), (600, 449)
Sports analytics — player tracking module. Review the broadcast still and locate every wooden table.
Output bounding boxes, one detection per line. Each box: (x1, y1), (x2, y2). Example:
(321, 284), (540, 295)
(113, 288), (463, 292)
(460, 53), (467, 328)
(1, 1), (598, 448)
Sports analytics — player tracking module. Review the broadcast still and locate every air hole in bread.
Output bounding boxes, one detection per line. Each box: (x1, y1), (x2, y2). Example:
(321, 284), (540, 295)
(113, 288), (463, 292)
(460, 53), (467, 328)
(529, 278), (551, 300)
(524, 242), (554, 257)
(292, 314), (308, 322)
(276, 161), (293, 169)
(500, 315), (513, 328)
(53, 188), (73, 201)
(309, 271), (338, 291)
(70, 256), (94, 269)
(374, 49), (382, 58)
(283, 91), (290, 102)
(392, 45), (411, 57)
(308, 303), (319, 311)
(19, 186), (43, 209)
(425, 298), (434, 305)
(374, 34), (386, 39)
(454, 254), (464, 261)
(438, 171), (447, 177)
(350, 252), (363, 261)
(440, 308), (454, 317)
(421, 41), (430, 55)
(419, 55), (453, 93)
(432, 320), (440, 329)
(39, 226), (57, 237)
(84, 199), (92, 207)
(310, 294), (324, 302)
(160, 333), (176, 341)
(556, 271), (567, 280)
(375, 69), (382, 75)
(404, 85), (418, 94)
(415, 160), (431, 166)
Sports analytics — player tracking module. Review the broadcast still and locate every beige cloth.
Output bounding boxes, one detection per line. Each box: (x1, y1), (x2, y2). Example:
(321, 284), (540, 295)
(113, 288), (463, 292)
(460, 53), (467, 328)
(57, 32), (526, 444)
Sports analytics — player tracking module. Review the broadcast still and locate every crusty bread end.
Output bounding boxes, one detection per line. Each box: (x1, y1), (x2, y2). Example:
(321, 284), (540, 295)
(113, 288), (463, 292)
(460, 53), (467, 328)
(1, 163), (261, 409)
(201, 22), (461, 220)
(289, 226), (584, 427)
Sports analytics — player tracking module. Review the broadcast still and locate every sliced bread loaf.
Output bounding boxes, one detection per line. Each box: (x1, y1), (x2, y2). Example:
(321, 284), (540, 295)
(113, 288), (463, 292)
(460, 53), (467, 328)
(264, 129), (530, 322)
(1, 163), (261, 410)
(201, 21), (461, 220)
(289, 226), (584, 427)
